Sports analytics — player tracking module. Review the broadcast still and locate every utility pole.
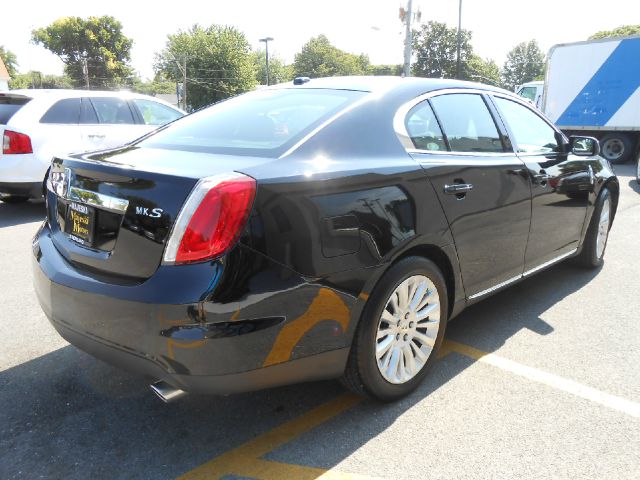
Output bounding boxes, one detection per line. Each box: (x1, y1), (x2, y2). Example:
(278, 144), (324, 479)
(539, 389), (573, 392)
(259, 37), (274, 85)
(82, 57), (90, 89)
(182, 55), (187, 111)
(456, 0), (463, 79)
(403, 0), (414, 77)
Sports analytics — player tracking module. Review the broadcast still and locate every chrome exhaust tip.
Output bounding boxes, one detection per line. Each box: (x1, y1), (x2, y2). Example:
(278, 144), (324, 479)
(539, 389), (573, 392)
(150, 380), (188, 403)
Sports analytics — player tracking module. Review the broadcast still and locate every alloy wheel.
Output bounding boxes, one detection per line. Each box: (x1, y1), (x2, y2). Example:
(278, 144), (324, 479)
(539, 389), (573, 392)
(596, 196), (611, 259)
(375, 275), (441, 384)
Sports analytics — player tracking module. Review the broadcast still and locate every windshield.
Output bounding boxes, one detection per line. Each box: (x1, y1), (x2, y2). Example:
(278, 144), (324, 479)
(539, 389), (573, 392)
(138, 88), (366, 157)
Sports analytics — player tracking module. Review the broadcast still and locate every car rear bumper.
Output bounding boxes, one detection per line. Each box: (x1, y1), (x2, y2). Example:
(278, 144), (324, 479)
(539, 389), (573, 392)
(32, 224), (355, 395)
(0, 181), (41, 198)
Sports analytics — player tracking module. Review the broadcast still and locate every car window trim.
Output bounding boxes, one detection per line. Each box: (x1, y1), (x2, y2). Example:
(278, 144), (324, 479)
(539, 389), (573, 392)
(80, 97), (100, 126)
(128, 99), (145, 125)
(487, 92), (567, 158)
(394, 88), (513, 156)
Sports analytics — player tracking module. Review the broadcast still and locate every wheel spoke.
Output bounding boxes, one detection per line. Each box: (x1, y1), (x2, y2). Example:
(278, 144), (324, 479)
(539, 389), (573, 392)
(380, 310), (396, 326)
(403, 344), (417, 377)
(397, 281), (409, 310)
(388, 293), (399, 315)
(387, 347), (401, 380)
(377, 327), (393, 341)
(408, 280), (428, 311)
(411, 341), (428, 365)
(376, 335), (394, 360)
(413, 331), (436, 347)
(416, 302), (439, 320)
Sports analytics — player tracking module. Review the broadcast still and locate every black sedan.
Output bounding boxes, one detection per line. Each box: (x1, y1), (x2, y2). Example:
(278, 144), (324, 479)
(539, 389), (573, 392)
(33, 77), (618, 402)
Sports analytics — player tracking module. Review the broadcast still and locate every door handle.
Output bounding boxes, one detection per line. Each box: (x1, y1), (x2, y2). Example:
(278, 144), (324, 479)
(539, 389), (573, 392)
(533, 171), (552, 185)
(443, 183), (474, 194)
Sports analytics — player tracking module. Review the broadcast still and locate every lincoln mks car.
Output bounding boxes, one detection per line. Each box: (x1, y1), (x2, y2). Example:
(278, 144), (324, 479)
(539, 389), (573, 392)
(33, 77), (618, 402)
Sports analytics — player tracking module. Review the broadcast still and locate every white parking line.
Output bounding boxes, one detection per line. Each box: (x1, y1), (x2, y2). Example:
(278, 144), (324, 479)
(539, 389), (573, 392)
(445, 341), (640, 418)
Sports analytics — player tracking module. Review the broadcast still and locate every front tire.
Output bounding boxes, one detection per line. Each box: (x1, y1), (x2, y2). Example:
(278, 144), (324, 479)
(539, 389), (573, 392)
(574, 188), (612, 268)
(342, 257), (448, 401)
(636, 154), (640, 185)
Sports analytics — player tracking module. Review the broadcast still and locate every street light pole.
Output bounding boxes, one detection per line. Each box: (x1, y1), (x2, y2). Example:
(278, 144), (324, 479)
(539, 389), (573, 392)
(403, 0), (413, 77)
(259, 37), (274, 86)
(456, 0), (463, 79)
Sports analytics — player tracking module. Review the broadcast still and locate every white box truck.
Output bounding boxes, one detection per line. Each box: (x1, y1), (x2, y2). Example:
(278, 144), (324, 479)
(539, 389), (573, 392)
(518, 36), (640, 165)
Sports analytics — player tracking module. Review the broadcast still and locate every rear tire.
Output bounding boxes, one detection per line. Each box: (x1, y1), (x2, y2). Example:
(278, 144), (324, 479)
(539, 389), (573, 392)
(1, 195), (29, 204)
(341, 257), (448, 401)
(636, 154), (640, 185)
(574, 188), (612, 268)
(600, 133), (633, 164)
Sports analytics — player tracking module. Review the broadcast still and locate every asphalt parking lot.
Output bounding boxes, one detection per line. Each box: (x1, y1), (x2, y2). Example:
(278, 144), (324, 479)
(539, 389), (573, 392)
(1, 164), (638, 480)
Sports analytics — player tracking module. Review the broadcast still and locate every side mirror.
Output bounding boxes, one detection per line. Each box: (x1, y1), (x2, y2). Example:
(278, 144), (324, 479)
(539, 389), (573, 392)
(569, 136), (600, 156)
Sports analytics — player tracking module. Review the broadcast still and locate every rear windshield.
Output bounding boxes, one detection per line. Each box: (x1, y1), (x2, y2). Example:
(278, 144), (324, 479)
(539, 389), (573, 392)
(138, 88), (366, 157)
(0, 97), (31, 125)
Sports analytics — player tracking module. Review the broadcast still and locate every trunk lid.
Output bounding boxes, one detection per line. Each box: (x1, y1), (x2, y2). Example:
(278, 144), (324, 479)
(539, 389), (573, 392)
(47, 145), (273, 281)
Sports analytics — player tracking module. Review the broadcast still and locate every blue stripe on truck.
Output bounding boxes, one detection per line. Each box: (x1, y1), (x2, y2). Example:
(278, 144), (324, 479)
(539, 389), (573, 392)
(556, 37), (640, 127)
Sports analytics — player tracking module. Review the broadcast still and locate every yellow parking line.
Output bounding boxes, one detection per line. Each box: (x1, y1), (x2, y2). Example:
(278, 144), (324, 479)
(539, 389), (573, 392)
(178, 392), (375, 480)
(228, 458), (383, 480)
(445, 340), (640, 418)
(180, 339), (639, 480)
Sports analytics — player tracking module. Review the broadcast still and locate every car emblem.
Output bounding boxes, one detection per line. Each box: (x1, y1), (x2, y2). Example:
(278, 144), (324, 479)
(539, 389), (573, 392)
(49, 167), (73, 198)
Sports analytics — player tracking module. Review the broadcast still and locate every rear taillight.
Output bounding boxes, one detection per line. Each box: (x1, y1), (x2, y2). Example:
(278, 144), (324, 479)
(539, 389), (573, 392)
(163, 173), (256, 265)
(2, 130), (33, 154)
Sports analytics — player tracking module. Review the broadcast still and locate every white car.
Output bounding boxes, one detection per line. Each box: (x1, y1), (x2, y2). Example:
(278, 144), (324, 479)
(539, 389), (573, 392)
(0, 89), (184, 202)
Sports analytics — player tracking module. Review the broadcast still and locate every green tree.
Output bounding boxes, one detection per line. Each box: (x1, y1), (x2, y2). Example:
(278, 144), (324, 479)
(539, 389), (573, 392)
(501, 40), (545, 91)
(253, 51), (293, 85)
(9, 71), (74, 89)
(589, 24), (640, 40)
(126, 74), (176, 96)
(293, 35), (369, 78)
(412, 21), (473, 79)
(368, 64), (402, 76)
(0, 46), (18, 78)
(464, 55), (501, 86)
(32, 16), (134, 89)
(155, 24), (256, 110)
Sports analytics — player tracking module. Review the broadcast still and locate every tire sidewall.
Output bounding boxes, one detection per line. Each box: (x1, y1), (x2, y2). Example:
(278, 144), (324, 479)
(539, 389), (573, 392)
(601, 134), (632, 164)
(356, 257), (448, 401)
(587, 188), (611, 266)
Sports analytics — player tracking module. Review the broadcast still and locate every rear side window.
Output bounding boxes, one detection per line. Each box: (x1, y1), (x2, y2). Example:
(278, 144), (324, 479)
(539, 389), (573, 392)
(405, 102), (447, 151)
(493, 97), (560, 154)
(430, 94), (503, 153)
(132, 99), (182, 126)
(90, 97), (135, 125)
(40, 98), (81, 124)
(0, 96), (31, 124)
(139, 88), (366, 157)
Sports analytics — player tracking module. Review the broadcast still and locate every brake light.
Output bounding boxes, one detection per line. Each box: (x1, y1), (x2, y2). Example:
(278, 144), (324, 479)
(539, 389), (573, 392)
(2, 130), (33, 154)
(163, 173), (256, 265)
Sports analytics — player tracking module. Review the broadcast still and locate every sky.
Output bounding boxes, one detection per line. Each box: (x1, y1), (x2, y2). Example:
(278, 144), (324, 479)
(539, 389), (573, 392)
(1, 0), (638, 80)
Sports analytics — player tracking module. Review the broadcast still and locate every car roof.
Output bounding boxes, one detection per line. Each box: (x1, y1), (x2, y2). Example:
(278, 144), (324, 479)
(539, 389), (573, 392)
(5, 89), (184, 112)
(270, 75), (511, 96)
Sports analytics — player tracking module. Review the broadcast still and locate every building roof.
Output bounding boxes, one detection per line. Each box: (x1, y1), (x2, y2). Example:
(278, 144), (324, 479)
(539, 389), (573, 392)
(0, 57), (10, 81)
